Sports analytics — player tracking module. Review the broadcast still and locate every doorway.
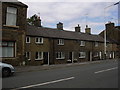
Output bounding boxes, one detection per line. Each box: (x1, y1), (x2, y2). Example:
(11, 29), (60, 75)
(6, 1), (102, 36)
(69, 52), (74, 63)
(43, 52), (49, 65)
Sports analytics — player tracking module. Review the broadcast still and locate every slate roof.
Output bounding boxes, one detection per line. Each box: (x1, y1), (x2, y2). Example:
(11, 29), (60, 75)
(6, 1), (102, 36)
(10, 2), (28, 7)
(26, 25), (105, 42)
(0, 0), (28, 7)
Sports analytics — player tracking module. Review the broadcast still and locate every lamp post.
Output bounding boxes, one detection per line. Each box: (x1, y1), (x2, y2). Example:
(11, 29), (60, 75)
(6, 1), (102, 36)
(104, 1), (119, 59)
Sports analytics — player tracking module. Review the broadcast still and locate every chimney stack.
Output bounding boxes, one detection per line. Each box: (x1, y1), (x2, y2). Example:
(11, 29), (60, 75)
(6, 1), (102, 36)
(85, 25), (91, 34)
(37, 16), (42, 27)
(105, 22), (115, 30)
(57, 22), (63, 30)
(75, 24), (81, 32)
(105, 22), (115, 38)
(33, 14), (41, 27)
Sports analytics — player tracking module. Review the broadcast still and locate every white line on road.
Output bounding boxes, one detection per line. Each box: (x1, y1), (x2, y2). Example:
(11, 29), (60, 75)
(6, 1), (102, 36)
(94, 67), (118, 74)
(12, 77), (75, 90)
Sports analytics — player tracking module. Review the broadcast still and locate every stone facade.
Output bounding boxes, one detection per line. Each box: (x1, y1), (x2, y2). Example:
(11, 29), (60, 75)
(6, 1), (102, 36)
(25, 23), (117, 65)
(25, 36), (51, 65)
(1, 1), (28, 66)
(99, 22), (120, 59)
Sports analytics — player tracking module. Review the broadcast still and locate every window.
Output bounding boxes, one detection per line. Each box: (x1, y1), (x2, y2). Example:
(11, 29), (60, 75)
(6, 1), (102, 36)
(26, 37), (30, 43)
(95, 42), (98, 47)
(25, 52), (30, 60)
(6, 7), (17, 26)
(56, 52), (65, 59)
(35, 37), (43, 44)
(80, 41), (85, 46)
(58, 39), (64, 45)
(0, 41), (15, 57)
(79, 52), (86, 58)
(35, 52), (43, 60)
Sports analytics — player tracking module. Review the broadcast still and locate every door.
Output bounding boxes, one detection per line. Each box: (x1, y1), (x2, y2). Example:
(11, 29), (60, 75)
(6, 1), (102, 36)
(69, 52), (72, 61)
(43, 52), (49, 64)
(69, 52), (74, 63)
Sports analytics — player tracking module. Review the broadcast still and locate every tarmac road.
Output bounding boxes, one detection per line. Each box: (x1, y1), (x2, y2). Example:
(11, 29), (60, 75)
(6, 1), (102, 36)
(2, 59), (118, 89)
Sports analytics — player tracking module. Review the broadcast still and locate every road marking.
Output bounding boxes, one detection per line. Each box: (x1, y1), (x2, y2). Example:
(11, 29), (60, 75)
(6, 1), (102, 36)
(12, 77), (75, 90)
(94, 67), (118, 74)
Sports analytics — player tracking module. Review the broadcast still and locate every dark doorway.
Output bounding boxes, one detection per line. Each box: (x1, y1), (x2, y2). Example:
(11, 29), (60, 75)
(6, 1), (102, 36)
(88, 51), (90, 61)
(43, 52), (48, 64)
(69, 52), (72, 61)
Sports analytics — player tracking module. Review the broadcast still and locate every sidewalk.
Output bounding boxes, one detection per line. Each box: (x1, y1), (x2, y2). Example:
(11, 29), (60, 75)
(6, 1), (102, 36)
(15, 60), (106, 73)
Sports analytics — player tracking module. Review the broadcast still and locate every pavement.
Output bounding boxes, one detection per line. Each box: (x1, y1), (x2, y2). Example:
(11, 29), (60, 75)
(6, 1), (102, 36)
(15, 59), (116, 73)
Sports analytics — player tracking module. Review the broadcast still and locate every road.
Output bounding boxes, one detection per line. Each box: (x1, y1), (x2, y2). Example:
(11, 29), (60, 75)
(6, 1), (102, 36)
(2, 60), (118, 89)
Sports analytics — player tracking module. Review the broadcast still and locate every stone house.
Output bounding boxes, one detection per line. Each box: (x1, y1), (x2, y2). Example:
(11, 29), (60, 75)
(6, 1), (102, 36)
(0, 1), (28, 65)
(25, 20), (114, 65)
(99, 22), (120, 59)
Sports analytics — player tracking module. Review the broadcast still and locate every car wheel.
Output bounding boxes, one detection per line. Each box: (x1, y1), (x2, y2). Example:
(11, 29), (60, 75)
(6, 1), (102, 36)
(2, 68), (11, 77)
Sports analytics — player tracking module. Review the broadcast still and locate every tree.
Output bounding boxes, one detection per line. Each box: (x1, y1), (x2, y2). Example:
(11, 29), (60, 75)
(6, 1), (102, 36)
(27, 14), (38, 25)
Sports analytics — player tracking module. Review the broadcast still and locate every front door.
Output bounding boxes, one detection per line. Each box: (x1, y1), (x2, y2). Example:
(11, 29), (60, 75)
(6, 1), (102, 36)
(43, 52), (49, 64)
(69, 52), (74, 63)
(69, 52), (72, 61)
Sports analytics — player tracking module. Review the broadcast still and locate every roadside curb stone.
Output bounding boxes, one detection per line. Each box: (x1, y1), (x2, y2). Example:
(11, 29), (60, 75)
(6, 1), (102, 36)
(15, 59), (117, 73)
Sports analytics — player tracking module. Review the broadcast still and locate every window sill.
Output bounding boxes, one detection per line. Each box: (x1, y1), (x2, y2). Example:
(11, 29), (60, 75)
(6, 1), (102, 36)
(35, 59), (43, 61)
(1, 57), (16, 59)
(80, 45), (85, 47)
(3, 25), (19, 28)
(79, 57), (85, 59)
(35, 43), (43, 44)
(58, 44), (64, 46)
(56, 58), (65, 60)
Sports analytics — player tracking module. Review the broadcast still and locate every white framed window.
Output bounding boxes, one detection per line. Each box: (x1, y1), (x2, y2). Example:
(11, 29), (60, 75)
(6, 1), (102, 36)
(25, 52), (30, 60)
(0, 41), (15, 57)
(58, 39), (64, 45)
(35, 37), (43, 44)
(56, 52), (65, 59)
(35, 52), (43, 60)
(79, 52), (86, 58)
(95, 42), (98, 47)
(6, 7), (17, 26)
(80, 41), (85, 46)
(26, 36), (30, 43)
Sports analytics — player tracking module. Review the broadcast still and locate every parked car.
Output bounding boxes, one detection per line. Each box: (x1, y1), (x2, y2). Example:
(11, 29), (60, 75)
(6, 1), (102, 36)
(0, 62), (15, 77)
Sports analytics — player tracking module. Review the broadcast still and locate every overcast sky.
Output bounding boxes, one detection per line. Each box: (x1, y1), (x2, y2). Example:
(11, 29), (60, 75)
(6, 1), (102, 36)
(19, 0), (119, 34)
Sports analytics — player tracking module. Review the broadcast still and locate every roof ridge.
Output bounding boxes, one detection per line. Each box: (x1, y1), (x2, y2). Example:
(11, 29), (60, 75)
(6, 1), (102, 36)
(27, 25), (105, 42)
